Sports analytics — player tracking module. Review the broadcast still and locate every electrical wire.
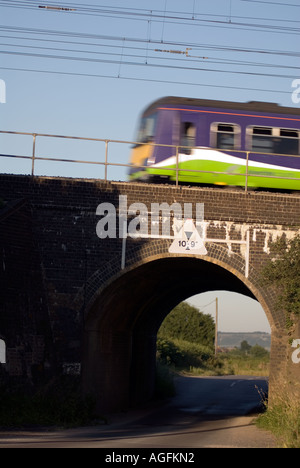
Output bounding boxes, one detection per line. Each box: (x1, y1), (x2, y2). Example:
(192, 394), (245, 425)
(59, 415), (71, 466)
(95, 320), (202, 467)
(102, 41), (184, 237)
(0, 25), (299, 58)
(241, 0), (300, 7)
(0, 65), (293, 96)
(0, 2), (298, 97)
(1, 0), (299, 24)
(1, 1), (300, 35)
(1, 49), (297, 80)
(194, 299), (217, 310)
(1, 39), (298, 72)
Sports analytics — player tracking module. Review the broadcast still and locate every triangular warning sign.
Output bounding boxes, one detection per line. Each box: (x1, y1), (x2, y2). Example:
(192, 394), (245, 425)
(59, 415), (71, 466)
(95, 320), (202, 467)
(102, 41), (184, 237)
(169, 219), (207, 255)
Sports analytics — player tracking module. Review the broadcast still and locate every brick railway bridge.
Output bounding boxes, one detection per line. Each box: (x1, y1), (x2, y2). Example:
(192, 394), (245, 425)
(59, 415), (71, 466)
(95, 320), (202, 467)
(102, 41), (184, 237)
(0, 174), (300, 413)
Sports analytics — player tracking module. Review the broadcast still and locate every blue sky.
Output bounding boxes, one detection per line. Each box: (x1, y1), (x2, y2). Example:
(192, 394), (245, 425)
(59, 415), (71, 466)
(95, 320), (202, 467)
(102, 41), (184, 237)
(188, 291), (271, 334)
(1, 0), (299, 332)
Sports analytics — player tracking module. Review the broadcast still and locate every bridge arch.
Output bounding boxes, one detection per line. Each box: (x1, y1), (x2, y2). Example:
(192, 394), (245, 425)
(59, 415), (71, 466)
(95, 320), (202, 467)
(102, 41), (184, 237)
(82, 243), (279, 414)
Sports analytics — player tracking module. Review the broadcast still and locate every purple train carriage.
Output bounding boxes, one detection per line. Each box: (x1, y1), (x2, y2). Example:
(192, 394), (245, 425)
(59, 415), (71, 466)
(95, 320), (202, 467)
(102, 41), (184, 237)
(129, 97), (300, 190)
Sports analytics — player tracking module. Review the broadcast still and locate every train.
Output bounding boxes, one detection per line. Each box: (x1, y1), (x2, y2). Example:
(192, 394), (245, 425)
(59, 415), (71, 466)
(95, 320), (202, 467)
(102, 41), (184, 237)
(128, 96), (300, 190)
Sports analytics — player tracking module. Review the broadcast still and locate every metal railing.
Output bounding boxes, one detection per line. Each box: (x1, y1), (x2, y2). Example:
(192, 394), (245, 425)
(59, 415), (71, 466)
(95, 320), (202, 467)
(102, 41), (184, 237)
(0, 130), (299, 192)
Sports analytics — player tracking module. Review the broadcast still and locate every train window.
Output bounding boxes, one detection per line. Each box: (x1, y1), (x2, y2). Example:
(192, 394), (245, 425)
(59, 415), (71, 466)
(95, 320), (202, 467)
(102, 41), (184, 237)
(251, 127), (274, 153)
(278, 129), (299, 155)
(180, 122), (196, 154)
(135, 113), (157, 145)
(248, 126), (300, 155)
(210, 123), (240, 150)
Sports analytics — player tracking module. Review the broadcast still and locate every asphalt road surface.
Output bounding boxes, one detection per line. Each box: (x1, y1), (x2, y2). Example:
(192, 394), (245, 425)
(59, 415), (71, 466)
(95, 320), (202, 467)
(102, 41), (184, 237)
(0, 375), (276, 448)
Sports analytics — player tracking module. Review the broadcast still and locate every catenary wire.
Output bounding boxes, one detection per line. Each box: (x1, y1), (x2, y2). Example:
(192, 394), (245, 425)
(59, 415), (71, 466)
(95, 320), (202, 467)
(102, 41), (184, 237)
(1, 49), (297, 80)
(1, 39), (299, 72)
(0, 25), (299, 58)
(241, 0), (300, 7)
(0, 3), (297, 98)
(0, 65), (293, 96)
(1, 1), (300, 35)
(1, 0), (300, 25)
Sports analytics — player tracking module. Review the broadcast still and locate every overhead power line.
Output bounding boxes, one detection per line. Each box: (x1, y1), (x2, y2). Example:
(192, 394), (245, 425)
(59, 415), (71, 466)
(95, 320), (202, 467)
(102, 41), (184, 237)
(1, 49), (297, 80)
(241, 0), (300, 7)
(0, 3), (298, 97)
(0, 65), (293, 96)
(3, 39), (298, 72)
(1, 1), (300, 35)
(0, 25), (299, 58)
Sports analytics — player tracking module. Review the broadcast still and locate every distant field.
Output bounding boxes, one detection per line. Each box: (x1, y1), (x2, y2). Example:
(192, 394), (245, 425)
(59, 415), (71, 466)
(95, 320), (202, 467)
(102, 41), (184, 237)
(218, 332), (271, 351)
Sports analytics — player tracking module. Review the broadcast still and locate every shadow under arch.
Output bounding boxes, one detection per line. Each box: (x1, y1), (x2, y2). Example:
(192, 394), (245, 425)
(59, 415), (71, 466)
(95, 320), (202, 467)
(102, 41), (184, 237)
(82, 250), (276, 414)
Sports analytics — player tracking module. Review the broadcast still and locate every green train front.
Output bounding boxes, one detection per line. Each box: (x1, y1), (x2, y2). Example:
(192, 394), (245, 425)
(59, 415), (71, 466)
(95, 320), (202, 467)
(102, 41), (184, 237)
(129, 97), (300, 190)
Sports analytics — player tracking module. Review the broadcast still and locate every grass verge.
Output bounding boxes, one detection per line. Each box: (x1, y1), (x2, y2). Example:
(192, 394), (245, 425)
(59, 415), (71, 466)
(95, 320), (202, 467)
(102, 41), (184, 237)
(256, 393), (300, 448)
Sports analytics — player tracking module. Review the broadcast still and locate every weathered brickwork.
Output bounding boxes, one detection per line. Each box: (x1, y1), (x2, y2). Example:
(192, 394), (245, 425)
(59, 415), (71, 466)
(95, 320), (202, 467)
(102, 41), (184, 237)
(0, 174), (299, 412)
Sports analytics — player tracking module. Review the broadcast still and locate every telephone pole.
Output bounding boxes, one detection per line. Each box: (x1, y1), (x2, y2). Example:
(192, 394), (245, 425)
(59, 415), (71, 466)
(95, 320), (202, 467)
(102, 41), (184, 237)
(215, 297), (218, 356)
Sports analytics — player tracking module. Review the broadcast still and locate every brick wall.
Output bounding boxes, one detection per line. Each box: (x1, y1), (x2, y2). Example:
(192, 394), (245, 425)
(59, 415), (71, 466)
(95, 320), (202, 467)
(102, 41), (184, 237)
(0, 174), (299, 411)
(0, 197), (54, 387)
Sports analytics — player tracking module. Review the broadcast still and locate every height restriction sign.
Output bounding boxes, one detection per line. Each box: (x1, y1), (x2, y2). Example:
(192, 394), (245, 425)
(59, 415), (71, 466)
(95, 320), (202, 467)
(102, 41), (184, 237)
(169, 219), (207, 255)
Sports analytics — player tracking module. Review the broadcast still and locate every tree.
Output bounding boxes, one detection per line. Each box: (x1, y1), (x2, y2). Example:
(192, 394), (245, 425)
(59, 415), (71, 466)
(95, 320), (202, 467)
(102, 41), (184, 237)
(262, 235), (300, 327)
(240, 340), (252, 354)
(158, 302), (215, 348)
(250, 344), (269, 359)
